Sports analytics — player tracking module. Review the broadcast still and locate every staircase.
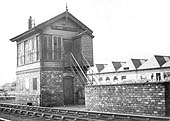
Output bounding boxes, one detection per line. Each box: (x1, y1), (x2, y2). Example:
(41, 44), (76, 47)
(70, 53), (97, 86)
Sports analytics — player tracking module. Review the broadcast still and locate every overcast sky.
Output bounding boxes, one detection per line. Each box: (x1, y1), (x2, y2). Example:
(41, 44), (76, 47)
(0, 0), (170, 85)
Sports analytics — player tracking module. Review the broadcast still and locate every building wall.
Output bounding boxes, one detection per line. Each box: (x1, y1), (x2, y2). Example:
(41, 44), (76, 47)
(81, 34), (93, 66)
(73, 37), (82, 64)
(85, 82), (170, 116)
(15, 14), (94, 106)
(89, 68), (170, 85)
(40, 70), (64, 107)
(73, 75), (85, 104)
(16, 70), (40, 105)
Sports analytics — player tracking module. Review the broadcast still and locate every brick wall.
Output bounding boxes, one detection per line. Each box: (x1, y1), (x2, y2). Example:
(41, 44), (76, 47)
(85, 82), (170, 116)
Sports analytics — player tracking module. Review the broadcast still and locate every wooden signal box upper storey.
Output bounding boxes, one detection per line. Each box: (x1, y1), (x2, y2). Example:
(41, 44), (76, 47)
(10, 10), (94, 106)
(10, 11), (94, 68)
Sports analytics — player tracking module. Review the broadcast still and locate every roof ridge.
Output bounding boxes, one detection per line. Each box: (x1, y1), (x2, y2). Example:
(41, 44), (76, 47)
(10, 11), (93, 42)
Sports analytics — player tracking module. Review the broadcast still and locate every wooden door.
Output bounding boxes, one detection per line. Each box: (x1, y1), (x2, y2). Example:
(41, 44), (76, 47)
(63, 76), (74, 105)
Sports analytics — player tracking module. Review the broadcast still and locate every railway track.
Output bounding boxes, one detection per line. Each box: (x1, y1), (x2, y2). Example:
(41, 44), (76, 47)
(0, 118), (11, 121)
(0, 103), (169, 121)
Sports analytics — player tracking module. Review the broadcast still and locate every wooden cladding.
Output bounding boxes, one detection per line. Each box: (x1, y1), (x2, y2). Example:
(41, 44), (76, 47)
(42, 34), (62, 61)
(51, 25), (78, 32)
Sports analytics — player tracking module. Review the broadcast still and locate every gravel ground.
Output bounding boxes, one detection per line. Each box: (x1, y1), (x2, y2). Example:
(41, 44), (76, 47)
(0, 112), (138, 121)
(0, 100), (137, 121)
(0, 99), (16, 104)
(0, 112), (52, 121)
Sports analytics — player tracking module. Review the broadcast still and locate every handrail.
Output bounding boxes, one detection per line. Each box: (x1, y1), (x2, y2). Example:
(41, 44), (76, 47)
(70, 53), (89, 85)
(81, 53), (99, 84)
(81, 53), (91, 68)
(70, 59), (86, 85)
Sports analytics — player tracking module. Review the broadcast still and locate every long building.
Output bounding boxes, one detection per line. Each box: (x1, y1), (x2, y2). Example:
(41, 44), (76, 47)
(88, 55), (170, 84)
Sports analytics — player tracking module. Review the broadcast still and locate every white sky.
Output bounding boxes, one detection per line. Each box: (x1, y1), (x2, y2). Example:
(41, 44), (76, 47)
(0, 0), (170, 85)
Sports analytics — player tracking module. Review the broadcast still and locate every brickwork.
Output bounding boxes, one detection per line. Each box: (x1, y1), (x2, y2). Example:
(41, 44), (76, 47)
(73, 76), (85, 104)
(40, 71), (64, 107)
(16, 71), (40, 105)
(85, 82), (170, 116)
(16, 94), (40, 105)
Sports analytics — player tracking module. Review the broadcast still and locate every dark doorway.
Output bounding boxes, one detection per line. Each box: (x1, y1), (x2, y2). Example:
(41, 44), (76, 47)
(63, 76), (74, 105)
(156, 73), (161, 81)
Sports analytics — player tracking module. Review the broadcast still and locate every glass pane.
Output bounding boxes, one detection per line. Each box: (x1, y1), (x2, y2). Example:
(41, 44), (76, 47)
(33, 78), (37, 90)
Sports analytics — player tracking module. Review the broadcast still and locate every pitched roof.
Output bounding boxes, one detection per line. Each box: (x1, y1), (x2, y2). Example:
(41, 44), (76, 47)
(100, 62), (116, 73)
(131, 59), (147, 69)
(112, 61), (126, 71)
(117, 59), (147, 72)
(162, 59), (170, 67)
(95, 64), (107, 73)
(118, 59), (136, 71)
(10, 11), (93, 42)
(155, 55), (170, 67)
(138, 55), (170, 70)
(87, 64), (99, 74)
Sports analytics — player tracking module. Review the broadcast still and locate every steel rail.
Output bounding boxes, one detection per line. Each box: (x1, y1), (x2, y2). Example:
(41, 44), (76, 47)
(0, 118), (11, 121)
(0, 103), (169, 121)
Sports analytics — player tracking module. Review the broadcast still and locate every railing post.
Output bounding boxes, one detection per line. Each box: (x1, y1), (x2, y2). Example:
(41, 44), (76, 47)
(70, 53), (87, 85)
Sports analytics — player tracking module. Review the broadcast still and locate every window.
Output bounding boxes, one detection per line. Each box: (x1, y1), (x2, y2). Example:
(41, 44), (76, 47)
(140, 74), (147, 80)
(36, 36), (40, 60)
(43, 35), (62, 60)
(24, 39), (31, 64)
(121, 76), (126, 80)
(99, 77), (103, 81)
(53, 36), (62, 60)
(33, 78), (37, 90)
(25, 79), (29, 90)
(106, 77), (110, 81)
(92, 78), (96, 83)
(32, 37), (37, 62)
(151, 73), (154, 80)
(163, 72), (170, 80)
(113, 76), (118, 81)
(47, 35), (52, 60)
(19, 79), (24, 91)
(156, 73), (161, 81)
(17, 43), (24, 66)
(124, 67), (129, 70)
(17, 36), (39, 66)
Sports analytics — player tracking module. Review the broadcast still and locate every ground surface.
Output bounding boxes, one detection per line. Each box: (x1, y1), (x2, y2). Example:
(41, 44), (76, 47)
(0, 99), (15, 104)
(0, 99), (160, 121)
(0, 112), (49, 121)
(0, 112), (136, 121)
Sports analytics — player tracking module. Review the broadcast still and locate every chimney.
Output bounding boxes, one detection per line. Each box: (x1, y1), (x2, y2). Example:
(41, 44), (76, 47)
(28, 16), (32, 30)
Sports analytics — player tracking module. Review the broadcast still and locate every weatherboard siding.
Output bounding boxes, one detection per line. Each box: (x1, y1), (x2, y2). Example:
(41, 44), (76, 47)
(81, 34), (93, 66)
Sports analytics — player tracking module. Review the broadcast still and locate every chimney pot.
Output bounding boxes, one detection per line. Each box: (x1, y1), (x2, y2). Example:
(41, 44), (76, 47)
(28, 16), (32, 30)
